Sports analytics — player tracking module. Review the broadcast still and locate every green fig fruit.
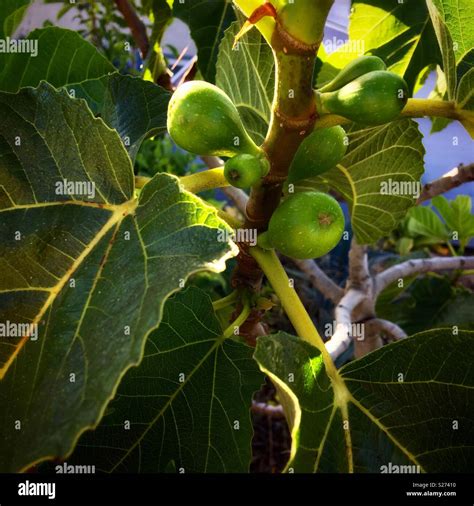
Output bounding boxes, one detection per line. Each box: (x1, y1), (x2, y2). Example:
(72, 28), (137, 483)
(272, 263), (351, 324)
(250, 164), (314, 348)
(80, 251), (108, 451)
(168, 81), (261, 158)
(224, 154), (270, 189)
(316, 71), (409, 126)
(318, 55), (387, 93)
(287, 126), (347, 183)
(262, 191), (345, 259)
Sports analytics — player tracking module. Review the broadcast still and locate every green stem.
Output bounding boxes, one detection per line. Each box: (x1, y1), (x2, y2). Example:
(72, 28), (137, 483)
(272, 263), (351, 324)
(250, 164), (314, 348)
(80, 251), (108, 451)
(252, 250), (353, 462)
(402, 98), (459, 119)
(249, 247), (322, 349)
(250, 247), (342, 382)
(249, 247), (339, 370)
(180, 168), (229, 193)
(137, 169), (229, 195)
(314, 98), (467, 130)
(212, 290), (238, 311)
(222, 298), (251, 339)
(446, 241), (457, 257)
(313, 114), (350, 130)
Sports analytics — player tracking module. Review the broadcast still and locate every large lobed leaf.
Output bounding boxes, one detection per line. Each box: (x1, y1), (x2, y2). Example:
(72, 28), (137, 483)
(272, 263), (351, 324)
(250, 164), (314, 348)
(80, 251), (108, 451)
(255, 329), (474, 472)
(456, 67), (474, 136)
(0, 83), (236, 472)
(216, 21), (274, 145)
(457, 68), (474, 111)
(0, 25), (171, 163)
(405, 206), (449, 243)
(64, 287), (263, 472)
(296, 120), (425, 244)
(68, 73), (171, 162)
(403, 194), (474, 251)
(0, 27), (115, 92)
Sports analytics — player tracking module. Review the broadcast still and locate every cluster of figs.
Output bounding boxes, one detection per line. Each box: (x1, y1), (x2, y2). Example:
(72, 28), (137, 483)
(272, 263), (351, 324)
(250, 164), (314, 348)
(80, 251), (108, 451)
(167, 55), (409, 259)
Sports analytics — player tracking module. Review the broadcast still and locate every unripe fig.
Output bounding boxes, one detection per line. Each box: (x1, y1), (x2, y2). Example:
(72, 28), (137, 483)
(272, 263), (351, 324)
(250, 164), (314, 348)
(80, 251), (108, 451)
(224, 154), (270, 189)
(262, 192), (345, 259)
(168, 81), (261, 158)
(318, 55), (387, 93)
(316, 71), (409, 126)
(277, 0), (334, 45)
(287, 126), (347, 183)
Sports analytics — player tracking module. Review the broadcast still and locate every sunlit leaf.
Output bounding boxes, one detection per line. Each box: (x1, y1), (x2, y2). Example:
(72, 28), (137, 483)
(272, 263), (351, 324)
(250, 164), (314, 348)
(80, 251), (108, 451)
(66, 287), (263, 472)
(216, 21), (274, 144)
(255, 329), (474, 472)
(0, 83), (236, 472)
(0, 27), (114, 92)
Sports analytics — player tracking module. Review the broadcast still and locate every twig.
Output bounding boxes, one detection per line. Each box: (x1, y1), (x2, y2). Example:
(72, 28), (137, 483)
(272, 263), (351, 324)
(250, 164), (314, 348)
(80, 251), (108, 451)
(328, 252), (474, 361)
(223, 187), (249, 215)
(374, 256), (474, 296)
(417, 163), (474, 204)
(114, 0), (149, 58)
(200, 155), (223, 169)
(325, 239), (376, 359)
(354, 317), (407, 358)
(325, 289), (366, 360)
(347, 239), (371, 292)
(291, 259), (343, 303)
(365, 318), (407, 341)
